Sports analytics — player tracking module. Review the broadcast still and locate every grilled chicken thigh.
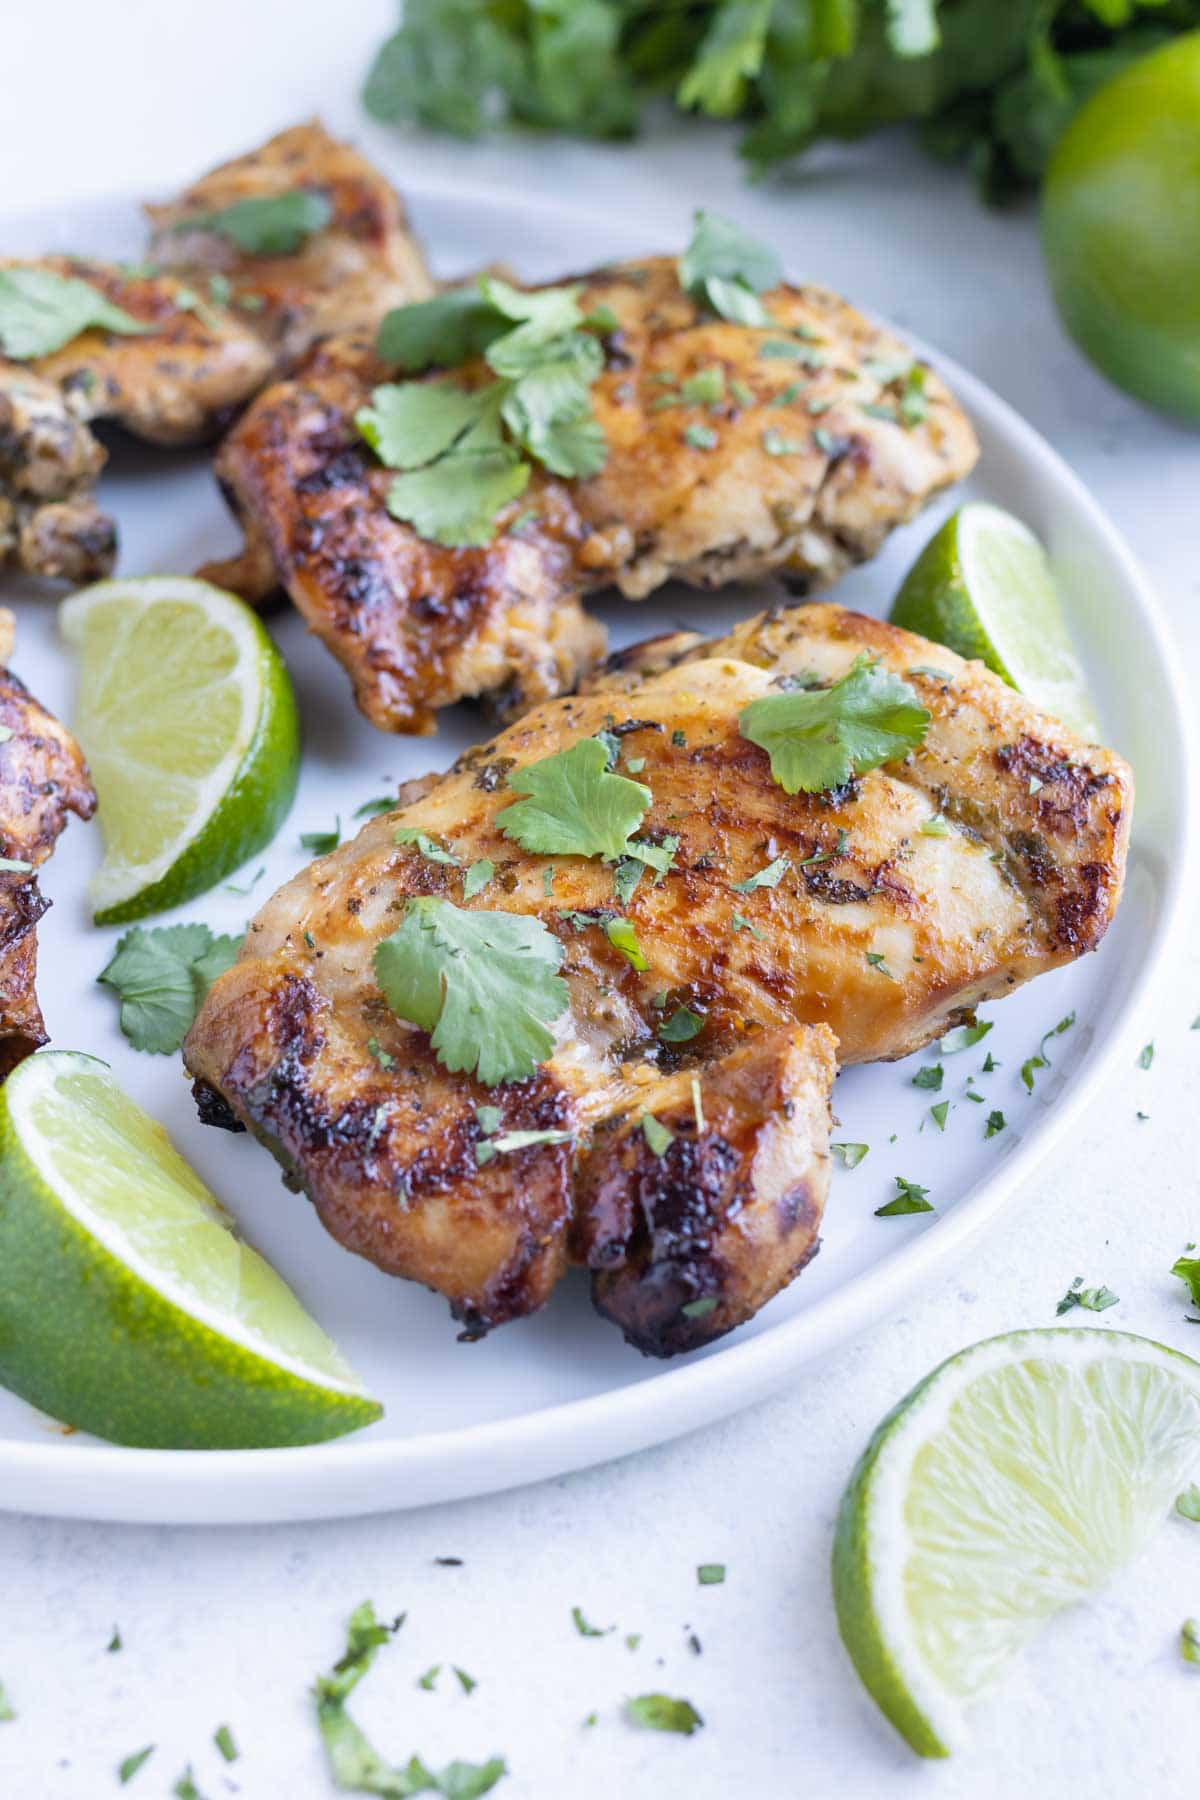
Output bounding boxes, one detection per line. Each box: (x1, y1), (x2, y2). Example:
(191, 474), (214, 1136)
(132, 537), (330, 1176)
(1, 123), (432, 580)
(201, 257), (978, 733)
(0, 612), (95, 1074)
(146, 121), (433, 365)
(184, 604), (1130, 1353)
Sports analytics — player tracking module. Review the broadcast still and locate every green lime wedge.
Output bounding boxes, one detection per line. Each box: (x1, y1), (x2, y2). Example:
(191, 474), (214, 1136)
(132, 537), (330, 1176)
(0, 1051), (381, 1448)
(889, 503), (1099, 737)
(60, 575), (300, 925)
(833, 1328), (1200, 1757)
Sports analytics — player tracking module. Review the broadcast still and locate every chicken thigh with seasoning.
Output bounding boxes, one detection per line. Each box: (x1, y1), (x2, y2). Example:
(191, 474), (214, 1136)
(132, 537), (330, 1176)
(0, 612), (95, 1075)
(200, 256), (978, 733)
(184, 603), (1131, 1356)
(0, 122), (432, 581)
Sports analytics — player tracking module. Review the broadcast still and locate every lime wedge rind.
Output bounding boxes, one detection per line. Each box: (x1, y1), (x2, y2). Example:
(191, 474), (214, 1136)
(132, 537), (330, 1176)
(59, 576), (301, 925)
(0, 1052), (381, 1449)
(833, 1328), (1200, 1757)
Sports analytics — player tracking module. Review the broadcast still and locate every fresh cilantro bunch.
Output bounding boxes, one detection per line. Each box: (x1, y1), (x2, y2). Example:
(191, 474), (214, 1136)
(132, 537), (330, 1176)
(358, 273), (611, 547)
(363, 1), (1200, 203)
(739, 656), (930, 794)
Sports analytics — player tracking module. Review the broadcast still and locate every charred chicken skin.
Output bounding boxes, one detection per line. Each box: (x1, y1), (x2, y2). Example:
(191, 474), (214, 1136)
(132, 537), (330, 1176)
(1, 122), (432, 581)
(0, 612), (95, 1075)
(201, 256), (978, 734)
(184, 604), (1130, 1355)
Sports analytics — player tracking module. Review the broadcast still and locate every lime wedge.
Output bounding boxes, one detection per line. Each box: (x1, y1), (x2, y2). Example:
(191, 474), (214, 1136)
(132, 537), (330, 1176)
(60, 575), (300, 924)
(0, 1051), (380, 1448)
(833, 1328), (1200, 1756)
(889, 504), (1099, 737)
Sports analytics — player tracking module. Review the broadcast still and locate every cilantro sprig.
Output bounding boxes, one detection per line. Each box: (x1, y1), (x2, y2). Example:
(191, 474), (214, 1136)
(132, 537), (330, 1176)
(99, 924), (240, 1055)
(361, 273), (610, 547)
(0, 267), (152, 360)
(374, 898), (567, 1086)
(739, 657), (929, 795)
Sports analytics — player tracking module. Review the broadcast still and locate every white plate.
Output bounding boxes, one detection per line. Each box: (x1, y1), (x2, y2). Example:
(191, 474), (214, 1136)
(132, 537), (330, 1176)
(0, 186), (1192, 1524)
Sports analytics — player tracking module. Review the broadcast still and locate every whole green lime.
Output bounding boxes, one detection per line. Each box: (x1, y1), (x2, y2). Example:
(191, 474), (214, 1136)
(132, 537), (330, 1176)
(1042, 32), (1200, 422)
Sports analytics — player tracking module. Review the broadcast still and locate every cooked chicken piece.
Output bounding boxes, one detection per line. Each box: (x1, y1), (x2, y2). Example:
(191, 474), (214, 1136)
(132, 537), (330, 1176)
(1, 123), (433, 581)
(146, 120), (433, 365)
(184, 604), (1130, 1353)
(0, 611), (96, 1075)
(201, 257), (978, 732)
(0, 362), (115, 580)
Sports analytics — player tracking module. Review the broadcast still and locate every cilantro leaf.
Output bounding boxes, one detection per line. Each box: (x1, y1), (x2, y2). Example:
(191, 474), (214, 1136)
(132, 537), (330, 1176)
(357, 381), (496, 468)
(912, 1063), (943, 1090)
(463, 859), (494, 900)
(394, 827), (460, 866)
(0, 267), (152, 359)
(1176, 1484), (1200, 1523)
(496, 738), (650, 861)
(377, 286), (506, 371)
(940, 1020), (993, 1054)
(173, 190), (332, 255)
(679, 210), (781, 325)
(475, 1126), (573, 1166)
(500, 360), (607, 478)
(641, 1113), (673, 1157)
(315, 1602), (506, 1799)
(374, 898), (567, 1086)
(605, 917), (647, 970)
(1055, 1277), (1119, 1315)
(301, 818), (341, 854)
(571, 1605), (612, 1638)
(1171, 1253), (1200, 1316)
(625, 1693), (704, 1735)
(831, 1142), (868, 1169)
(731, 852), (789, 893)
(739, 657), (929, 794)
(876, 1176), (933, 1217)
(386, 447), (530, 548)
(659, 1006), (703, 1043)
(118, 1745), (154, 1783)
(99, 924), (239, 1055)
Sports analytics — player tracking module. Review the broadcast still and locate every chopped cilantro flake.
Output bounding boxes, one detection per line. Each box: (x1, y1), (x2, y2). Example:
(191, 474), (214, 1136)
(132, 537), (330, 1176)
(1138, 1041), (1154, 1069)
(572, 1606), (612, 1638)
(831, 1142), (868, 1169)
(659, 1005), (704, 1043)
(912, 1063), (943, 1091)
(641, 1113), (674, 1157)
(1176, 1484), (1200, 1522)
(930, 1100), (950, 1131)
(625, 1694), (704, 1736)
(697, 1564), (726, 1585)
(118, 1746), (154, 1784)
(732, 852), (789, 893)
(984, 1109), (1006, 1138)
(463, 858), (494, 900)
(213, 1726), (237, 1763)
(940, 1020), (992, 1054)
(1055, 1276), (1119, 1315)
(876, 1176), (933, 1217)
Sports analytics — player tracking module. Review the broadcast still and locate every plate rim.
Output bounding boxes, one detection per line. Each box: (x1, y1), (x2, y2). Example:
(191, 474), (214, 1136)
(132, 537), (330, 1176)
(1, 180), (1194, 1524)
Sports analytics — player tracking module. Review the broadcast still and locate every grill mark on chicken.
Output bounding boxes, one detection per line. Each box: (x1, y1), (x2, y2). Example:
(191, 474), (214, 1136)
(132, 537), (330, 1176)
(201, 257), (978, 733)
(184, 603), (1130, 1353)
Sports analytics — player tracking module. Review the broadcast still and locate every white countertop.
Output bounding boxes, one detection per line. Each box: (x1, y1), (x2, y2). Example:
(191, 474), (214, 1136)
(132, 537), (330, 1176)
(3, 5), (1200, 1796)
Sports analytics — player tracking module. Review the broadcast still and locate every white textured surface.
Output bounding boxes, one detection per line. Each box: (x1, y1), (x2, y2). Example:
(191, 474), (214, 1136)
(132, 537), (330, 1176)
(3, 4), (1200, 1795)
